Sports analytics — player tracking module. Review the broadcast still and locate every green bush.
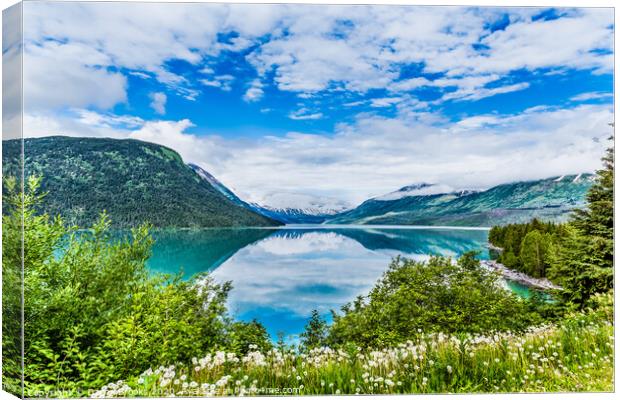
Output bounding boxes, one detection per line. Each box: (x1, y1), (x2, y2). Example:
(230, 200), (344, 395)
(2, 176), (270, 397)
(326, 252), (542, 348)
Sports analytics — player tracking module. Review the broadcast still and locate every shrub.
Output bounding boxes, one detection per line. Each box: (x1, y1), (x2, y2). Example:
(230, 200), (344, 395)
(327, 252), (542, 348)
(2, 176), (269, 397)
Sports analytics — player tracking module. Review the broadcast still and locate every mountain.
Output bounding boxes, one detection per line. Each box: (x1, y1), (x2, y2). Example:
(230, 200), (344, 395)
(373, 182), (457, 201)
(188, 163), (248, 207)
(327, 175), (594, 227)
(2, 136), (281, 228)
(249, 192), (351, 224)
(189, 165), (350, 224)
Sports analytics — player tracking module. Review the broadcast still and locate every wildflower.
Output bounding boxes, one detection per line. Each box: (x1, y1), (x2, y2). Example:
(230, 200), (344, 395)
(422, 377), (428, 385)
(296, 375), (302, 381)
(494, 358), (500, 363)
(336, 389), (341, 394)
(446, 365), (453, 374)
(137, 378), (144, 384)
(180, 374), (187, 381)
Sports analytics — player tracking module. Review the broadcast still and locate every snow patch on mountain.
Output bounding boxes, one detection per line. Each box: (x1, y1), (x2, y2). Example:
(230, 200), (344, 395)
(374, 183), (456, 201)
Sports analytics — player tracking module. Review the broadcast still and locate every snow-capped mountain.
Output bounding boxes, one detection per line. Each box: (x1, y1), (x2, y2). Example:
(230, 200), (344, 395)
(327, 174), (593, 226)
(251, 192), (352, 224)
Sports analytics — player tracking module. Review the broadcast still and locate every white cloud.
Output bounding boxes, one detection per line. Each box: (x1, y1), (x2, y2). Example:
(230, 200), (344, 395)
(23, 41), (127, 110)
(199, 74), (235, 91)
(570, 91), (613, 102)
(288, 108), (323, 120)
(243, 79), (264, 102)
(442, 82), (530, 102)
(149, 92), (167, 115)
(21, 3), (613, 110)
(370, 97), (403, 108)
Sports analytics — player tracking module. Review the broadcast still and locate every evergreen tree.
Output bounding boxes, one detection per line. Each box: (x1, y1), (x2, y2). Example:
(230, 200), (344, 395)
(551, 138), (614, 306)
(519, 230), (552, 278)
(300, 309), (328, 350)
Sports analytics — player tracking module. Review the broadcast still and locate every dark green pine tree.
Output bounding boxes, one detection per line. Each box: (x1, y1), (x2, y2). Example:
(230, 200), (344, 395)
(300, 309), (328, 350)
(554, 136), (614, 306)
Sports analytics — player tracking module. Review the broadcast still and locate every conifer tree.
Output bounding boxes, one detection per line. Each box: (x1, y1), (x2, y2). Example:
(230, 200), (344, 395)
(552, 136), (614, 306)
(300, 309), (328, 350)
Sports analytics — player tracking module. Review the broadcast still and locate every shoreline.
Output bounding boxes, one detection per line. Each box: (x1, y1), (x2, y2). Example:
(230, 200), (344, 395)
(481, 260), (563, 291)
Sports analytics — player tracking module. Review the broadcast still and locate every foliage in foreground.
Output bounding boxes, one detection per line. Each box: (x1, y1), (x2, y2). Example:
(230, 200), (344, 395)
(93, 291), (614, 397)
(2, 176), (271, 398)
(326, 253), (546, 348)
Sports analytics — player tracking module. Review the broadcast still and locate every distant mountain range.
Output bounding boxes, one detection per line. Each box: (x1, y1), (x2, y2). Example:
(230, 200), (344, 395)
(2, 136), (594, 228)
(327, 175), (593, 227)
(2, 137), (281, 228)
(249, 193), (351, 224)
(189, 164), (349, 224)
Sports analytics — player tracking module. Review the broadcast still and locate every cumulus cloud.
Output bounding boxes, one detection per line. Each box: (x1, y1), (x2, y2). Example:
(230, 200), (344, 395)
(199, 74), (235, 91)
(23, 41), (127, 110)
(22, 3), (613, 111)
(149, 92), (167, 115)
(243, 79), (264, 102)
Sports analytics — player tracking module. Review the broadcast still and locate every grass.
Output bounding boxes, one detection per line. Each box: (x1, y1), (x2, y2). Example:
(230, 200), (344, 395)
(92, 294), (614, 397)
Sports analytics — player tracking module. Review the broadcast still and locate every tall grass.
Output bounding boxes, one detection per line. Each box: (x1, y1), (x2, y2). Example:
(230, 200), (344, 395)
(92, 292), (614, 397)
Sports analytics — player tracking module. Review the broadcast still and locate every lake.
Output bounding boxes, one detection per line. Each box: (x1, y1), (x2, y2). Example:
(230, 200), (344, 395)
(146, 225), (531, 341)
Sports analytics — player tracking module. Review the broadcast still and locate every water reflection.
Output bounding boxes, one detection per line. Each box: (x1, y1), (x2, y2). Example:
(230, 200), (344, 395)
(147, 226), (493, 338)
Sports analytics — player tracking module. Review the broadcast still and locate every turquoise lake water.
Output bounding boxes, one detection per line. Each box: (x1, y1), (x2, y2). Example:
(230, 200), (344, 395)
(146, 225), (532, 341)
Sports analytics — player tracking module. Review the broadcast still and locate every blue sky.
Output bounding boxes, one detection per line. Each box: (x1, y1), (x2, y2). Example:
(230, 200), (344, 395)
(14, 2), (615, 207)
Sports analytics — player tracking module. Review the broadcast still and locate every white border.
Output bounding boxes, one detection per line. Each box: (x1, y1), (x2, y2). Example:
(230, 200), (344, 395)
(0, 1), (616, 399)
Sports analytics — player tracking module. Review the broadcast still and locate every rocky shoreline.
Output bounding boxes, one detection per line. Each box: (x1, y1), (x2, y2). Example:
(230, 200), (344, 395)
(481, 260), (563, 291)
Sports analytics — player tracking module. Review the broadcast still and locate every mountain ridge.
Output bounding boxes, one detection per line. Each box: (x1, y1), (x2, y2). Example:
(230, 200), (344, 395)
(2, 136), (281, 228)
(326, 174), (594, 226)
